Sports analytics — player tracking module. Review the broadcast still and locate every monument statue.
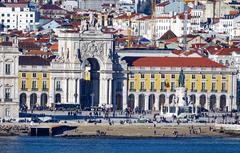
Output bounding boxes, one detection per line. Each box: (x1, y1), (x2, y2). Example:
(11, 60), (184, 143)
(89, 12), (98, 28)
(179, 69), (185, 87)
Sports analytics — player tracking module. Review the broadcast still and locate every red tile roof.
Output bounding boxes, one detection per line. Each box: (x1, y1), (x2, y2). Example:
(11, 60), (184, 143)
(215, 48), (240, 55)
(125, 57), (225, 68)
(40, 4), (63, 10)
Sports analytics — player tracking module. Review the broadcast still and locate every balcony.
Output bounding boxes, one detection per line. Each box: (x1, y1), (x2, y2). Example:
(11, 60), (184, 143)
(191, 89), (197, 92)
(160, 89), (167, 92)
(221, 89), (227, 93)
(129, 89), (136, 92)
(150, 89), (156, 92)
(4, 98), (12, 102)
(201, 89), (207, 92)
(32, 88), (38, 91)
(140, 89), (146, 92)
(42, 88), (49, 92)
(56, 88), (62, 91)
(21, 88), (28, 91)
(211, 89), (218, 93)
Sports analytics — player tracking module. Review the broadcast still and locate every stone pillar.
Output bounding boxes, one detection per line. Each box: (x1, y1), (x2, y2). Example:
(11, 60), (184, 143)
(216, 95), (220, 110)
(135, 94), (139, 109)
(154, 94), (159, 111)
(122, 78), (128, 110)
(144, 95), (148, 111)
(99, 76), (108, 107)
(195, 96), (200, 114)
(49, 77), (55, 107)
(166, 96), (170, 113)
(108, 79), (112, 106)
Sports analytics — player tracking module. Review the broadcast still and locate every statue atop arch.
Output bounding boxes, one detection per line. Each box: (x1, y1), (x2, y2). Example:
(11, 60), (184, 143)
(179, 69), (185, 87)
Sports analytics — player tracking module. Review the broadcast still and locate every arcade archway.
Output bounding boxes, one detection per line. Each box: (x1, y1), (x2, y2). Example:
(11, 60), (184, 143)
(81, 58), (100, 109)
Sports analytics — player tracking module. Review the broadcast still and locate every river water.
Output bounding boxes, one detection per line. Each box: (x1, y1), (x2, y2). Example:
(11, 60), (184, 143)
(0, 137), (240, 153)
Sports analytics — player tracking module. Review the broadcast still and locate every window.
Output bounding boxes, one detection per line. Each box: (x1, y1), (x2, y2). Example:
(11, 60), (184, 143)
(171, 74), (175, 78)
(22, 80), (26, 89)
(22, 73), (26, 77)
(5, 64), (10, 75)
(222, 82), (226, 91)
(192, 75), (195, 79)
(161, 74), (165, 78)
(1, 14), (4, 17)
(212, 75), (216, 79)
(140, 82), (144, 90)
(30, 14), (33, 17)
(5, 88), (10, 100)
(212, 82), (216, 91)
(7, 19), (10, 23)
(130, 73), (134, 78)
(161, 82), (165, 90)
(56, 81), (61, 90)
(32, 73), (36, 78)
(151, 82), (155, 90)
(202, 75), (206, 79)
(32, 81), (37, 89)
(191, 82), (195, 90)
(43, 73), (47, 78)
(5, 108), (10, 117)
(202, 82), (206, 90)
(151, 74), (155, 78)
(30, 20), (33, 23)
(130, 82), (134, 90)
(222, 75), (226, 79)
(43, 81), (47, 89)
(141, 74), (144, 78)
(171, 82), (175, 90)
(7, 14), (10, 17)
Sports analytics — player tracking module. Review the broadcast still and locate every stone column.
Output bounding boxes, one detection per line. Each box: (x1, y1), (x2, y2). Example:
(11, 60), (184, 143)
(144, 95), (148, 111)
(195, 96), (200, 114)
(122, 78), (128, 110)
(49, 77), (55, 107)
(216, 95), (220, 110)
(135, 94), (139, 109)
(99, 76), (108, 107)
(154, 94), (159, 111)
(166, 95), (170, 113)
(108, 79), (112, 106)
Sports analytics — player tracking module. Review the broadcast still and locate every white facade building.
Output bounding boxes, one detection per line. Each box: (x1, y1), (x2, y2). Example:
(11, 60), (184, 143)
(0, 46), (19, 120)
(0, 7), (37, 31)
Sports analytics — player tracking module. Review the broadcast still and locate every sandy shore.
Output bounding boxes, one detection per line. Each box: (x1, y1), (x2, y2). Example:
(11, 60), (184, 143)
(62, 123), (231, 138)
(1, 123), (239, 138)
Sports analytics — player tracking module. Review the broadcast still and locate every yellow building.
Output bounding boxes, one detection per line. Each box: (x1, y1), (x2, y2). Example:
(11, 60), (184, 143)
(124, 57), (237, 113)
(18, 56), (51, 110)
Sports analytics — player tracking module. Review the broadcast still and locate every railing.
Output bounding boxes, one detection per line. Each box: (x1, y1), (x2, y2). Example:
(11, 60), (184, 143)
(171, 89), (176, 92)
(32, 88), (38, 91)
(201, 89), (207, 92)
(140, 89), (146, 92)
(191, 89), (197, 92)
(129, 89), (136, 92)
(221, 89), (227, 93)
(4, 98), (12, 102)
(21, 88), (28, 91)
(42, 88), (49, 91)
(160, 89), (167, 92)
(150, 89), (157, 92)
(56, 88), (62, 91)
(211, 89), (218, 93)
